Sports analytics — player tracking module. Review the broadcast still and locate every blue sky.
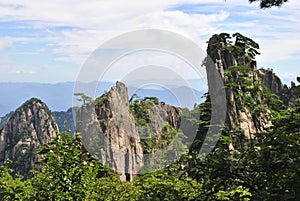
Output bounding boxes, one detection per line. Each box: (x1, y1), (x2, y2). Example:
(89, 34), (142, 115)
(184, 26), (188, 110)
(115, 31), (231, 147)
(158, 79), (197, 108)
(0, 0), (299, 85)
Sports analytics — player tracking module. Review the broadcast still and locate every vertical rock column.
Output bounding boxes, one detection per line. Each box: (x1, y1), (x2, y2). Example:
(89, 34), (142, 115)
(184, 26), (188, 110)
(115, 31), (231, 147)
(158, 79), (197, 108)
(76, 82), (144, 181)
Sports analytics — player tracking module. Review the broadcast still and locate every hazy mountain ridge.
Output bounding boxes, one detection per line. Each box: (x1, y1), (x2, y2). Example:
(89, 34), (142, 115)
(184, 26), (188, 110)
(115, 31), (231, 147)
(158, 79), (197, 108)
(0, 81), (205, 117)
(53, 108), (76, 134)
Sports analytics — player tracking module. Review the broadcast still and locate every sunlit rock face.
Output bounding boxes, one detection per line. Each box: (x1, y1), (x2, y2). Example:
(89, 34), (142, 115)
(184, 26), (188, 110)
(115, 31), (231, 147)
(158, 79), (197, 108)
(76, 81), (184, 181)
(0, 98), (58, 178)
(207, 34), (271, 146)
(76, 82), (144, 181)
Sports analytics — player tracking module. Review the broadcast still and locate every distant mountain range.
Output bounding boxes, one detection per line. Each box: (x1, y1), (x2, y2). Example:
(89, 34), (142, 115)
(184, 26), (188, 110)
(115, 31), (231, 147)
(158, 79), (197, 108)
(0, 81), (206, 116)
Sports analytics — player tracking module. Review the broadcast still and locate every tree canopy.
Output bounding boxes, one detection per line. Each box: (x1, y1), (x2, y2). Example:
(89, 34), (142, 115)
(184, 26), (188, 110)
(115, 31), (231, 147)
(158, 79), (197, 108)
(249, 0), (288, 8)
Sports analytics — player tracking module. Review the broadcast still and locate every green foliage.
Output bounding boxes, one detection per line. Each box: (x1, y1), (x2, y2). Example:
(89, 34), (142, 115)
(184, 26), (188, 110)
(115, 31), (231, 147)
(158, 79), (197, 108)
(0, 161), (32, 201)
(294, 85), (300, 95)
(232, 33), (260, 60)
(249, 0), (288, 8)
(292, 78), (300, 95)
(88, 175), (141, 201)
(94, 93), (108, 106)
(181, 93), (211, 145)
(130, 99), (153, 127)
(186, 96), (300, 200)
(141, 123), (185, 154)
(89, 164), (204, 201)
(74, 93), (93, 105)
(130, 98), (186, 156)
(184, 138), (254, 200)
(239, 104), (300, 200)
(30, 132), (107, 200)
(143, 96), (159, 105)
(214, 186), (252, 201)
(1, 74), (299, 201)
(136, 164), (203, 201)
(220, 33), (260, 62)
(1, 94), (299, 200)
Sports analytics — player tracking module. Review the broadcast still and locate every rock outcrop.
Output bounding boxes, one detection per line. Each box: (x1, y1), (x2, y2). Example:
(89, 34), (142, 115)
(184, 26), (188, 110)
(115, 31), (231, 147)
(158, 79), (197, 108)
(261, 69), (287, 95)
(76, 82), (184, 181)
(207, 33), (271, 144)
(76, 82), (144, 181)
(0, 98), (58, 178)
(260, 69), (298, 104)
(147, 103), (182, 135)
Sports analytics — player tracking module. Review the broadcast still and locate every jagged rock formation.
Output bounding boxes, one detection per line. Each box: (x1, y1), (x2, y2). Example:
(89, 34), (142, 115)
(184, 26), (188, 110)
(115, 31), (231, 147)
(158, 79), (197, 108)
(207, 33), (271, 144)
(130, 97), (184, 159)
(261, 69), (287, 95)
(0, 98), (59, 178)
(147, 103), (182, 134)
(76, 82), (184, 181)
(206, 33), (299, 151)
(260, 69), (298, 104)
(76, 82), (144, 181)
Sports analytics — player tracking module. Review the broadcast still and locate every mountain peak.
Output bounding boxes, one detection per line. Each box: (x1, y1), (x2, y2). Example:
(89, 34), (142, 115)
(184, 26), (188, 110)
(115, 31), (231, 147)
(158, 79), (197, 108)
(0, 97), (59, 178)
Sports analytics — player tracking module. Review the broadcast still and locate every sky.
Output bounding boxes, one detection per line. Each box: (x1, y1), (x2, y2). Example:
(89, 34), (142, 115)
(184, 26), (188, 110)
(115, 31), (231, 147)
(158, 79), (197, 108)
(0, 0), (299, 85)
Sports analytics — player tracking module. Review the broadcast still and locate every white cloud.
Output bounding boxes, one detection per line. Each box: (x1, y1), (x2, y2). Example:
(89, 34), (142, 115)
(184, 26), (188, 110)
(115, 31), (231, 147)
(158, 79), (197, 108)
(54, 55), (87, 65)
(0, 1), (230, 63)
(50, 10), (229, 63)
(257, 36), (300, 63)
(209, 2), (300, 65)
(0, 36), (28, 50)
(0, 38), (14, 50)
(13, 69), (36, 74)
(281, 72), (297, 79)
(0, 0), (299, 83)
(0, 54), (14, 73)
(0, 54), (36, 78)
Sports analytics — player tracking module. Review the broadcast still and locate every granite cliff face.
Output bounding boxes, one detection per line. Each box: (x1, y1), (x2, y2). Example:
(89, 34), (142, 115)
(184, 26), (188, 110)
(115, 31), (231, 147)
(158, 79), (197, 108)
(206, 33), (299, 149)
(261, 69), (287, 95)
(207, 34), (271, 144)
(76, 82), (143, 181)
(260, 69), (298, 104)
(0, 98), (58, 178)
(76, 82), (183, 181)
(147, 103), (182, 135)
